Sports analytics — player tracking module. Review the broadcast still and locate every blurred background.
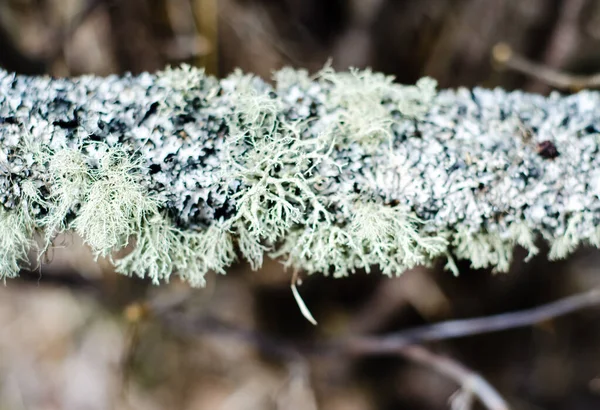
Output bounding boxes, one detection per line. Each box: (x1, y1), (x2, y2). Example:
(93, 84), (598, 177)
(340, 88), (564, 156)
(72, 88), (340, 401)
(2, 0), (600, 409)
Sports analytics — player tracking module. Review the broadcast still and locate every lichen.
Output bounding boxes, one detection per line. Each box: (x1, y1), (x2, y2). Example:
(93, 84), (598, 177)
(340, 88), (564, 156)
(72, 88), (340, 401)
(156, 63), (219, 111)
(221, 71), (332, 268)
(0, 172), (44, 280)
(73, 146), (160, 259)
(115, 215), (235, 287)
(548, 214), (583, 260)
(318, 64), (437, 148)
(2, 63), (594, 292)
(38, 147), (90, 247)
(273, 200), (447, 278)
(0, 206), (35, 280)
(451, 221), (539, 273)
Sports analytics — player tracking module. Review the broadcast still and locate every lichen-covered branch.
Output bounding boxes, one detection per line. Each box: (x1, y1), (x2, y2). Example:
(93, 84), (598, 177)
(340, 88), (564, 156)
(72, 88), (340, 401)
(1, 64), (599, 286)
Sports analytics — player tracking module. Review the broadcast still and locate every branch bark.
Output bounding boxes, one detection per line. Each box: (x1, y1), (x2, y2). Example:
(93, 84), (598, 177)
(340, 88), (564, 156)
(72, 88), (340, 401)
(0, 65), (599, 284)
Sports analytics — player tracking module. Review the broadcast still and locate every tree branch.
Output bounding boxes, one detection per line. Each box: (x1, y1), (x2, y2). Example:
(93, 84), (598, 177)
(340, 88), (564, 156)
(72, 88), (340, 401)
(492, 42), (600, 91)
(1, 65), (599, 285)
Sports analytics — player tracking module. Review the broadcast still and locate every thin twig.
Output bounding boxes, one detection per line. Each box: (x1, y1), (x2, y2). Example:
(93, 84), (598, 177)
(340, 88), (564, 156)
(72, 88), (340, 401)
(540, 0), (586, 68)
(345, 287), (600, 352)
(150, 287), (600, 410)
(492, 42), (600, 91)
(395, 345), (509, 410)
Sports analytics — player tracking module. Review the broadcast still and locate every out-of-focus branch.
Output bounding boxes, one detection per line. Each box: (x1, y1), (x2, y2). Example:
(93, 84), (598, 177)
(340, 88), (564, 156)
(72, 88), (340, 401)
(150, 287), (600, 410)
(493, 42), (600, 91)
(344, 287), (600, 352)
(528, 0), (587, 93)
(0, 21), (47, 74)
(395, 345), (509, 410)
(155, 309), (509, 409)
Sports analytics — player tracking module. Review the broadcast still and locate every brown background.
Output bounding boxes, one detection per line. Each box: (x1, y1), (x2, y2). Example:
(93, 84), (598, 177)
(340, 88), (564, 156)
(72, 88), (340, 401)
(2, 1), (600, 409)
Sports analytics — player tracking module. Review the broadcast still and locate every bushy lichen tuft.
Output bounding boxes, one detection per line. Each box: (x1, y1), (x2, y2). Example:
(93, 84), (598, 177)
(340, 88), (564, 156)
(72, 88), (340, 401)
(0, 206), (35, 280)
(39, 147), (90, 246)
(273, 67), (312, 91)
(0, 177), (45, 281)
(156, 63), (219, 111)
(273, 200), (447, 278)
(318, 65), (437, 148)
(221, 71), (332, 268)
(451, 222), (539, 272)
(548, 214), (583, 260)
(115, 215), (235, 287)
(73, 146), (160, 258)
(114, 213), (180, 284)
(350, 201), (448, 275)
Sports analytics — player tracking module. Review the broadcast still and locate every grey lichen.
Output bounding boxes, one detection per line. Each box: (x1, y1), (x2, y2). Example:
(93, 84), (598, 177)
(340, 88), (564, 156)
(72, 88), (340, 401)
(0, 64), (599, 286)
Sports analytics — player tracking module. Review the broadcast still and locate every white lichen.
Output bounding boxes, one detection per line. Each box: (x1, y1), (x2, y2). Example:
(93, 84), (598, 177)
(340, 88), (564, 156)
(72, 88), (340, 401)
(549, 214), (582, 260)
(451, 222), (539, 273)
(157, 63), (219, 111)
(349, 201), (447, 275)
(4, 63), (595, 295)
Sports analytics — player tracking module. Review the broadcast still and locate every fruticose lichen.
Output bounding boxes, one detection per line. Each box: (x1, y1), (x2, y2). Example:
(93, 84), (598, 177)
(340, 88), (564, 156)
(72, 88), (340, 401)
(1, 64), (599, 286)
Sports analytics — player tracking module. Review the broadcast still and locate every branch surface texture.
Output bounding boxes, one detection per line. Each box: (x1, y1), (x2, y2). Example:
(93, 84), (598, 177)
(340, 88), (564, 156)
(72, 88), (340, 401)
(0, 65), (598, 285)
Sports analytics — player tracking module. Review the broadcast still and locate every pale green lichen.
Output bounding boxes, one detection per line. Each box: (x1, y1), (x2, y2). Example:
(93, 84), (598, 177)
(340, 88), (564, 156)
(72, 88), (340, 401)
(509, 222), (539, 262)
(548, 214), (583, 260)
(273, 200), (447, 278)
(2, 64), (582, 293)
(73, 147), (160, 259)
(0, 175), (44, 280)
(156, 64), (219, 110)
(451, 222), (539, 272)
(176, 221), (236, 285)
(221, 72), (332, 268)
(349, 201), (448, 275)
(272, 67), (312, 91)
(38, 147), (90, 246)
(0, 206), (35, 280)
(115, 215), (235, 287)
(272, 223), (360, 277)
(318, 64), (437, 148)
(452, 228), (513, 272)
(114, 213), (181, 284)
